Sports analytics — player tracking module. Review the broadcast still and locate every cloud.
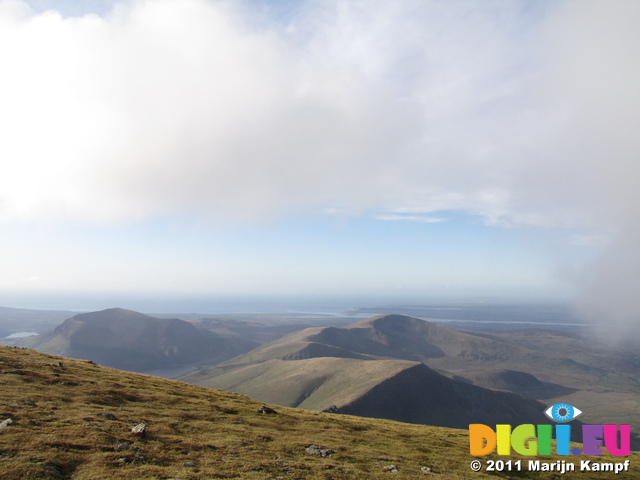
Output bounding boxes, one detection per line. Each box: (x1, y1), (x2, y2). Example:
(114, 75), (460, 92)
(2, 0), (637, 229)
(537, 0), (640, 326)
(1, 0), (640, 325)
(0, 0), (547, 224)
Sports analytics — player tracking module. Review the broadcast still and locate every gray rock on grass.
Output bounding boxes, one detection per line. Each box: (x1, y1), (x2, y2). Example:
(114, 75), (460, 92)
(305, 445), (335, 457)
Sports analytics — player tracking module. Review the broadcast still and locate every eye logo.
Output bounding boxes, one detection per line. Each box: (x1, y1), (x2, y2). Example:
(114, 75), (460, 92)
(544, 403), (582, 423)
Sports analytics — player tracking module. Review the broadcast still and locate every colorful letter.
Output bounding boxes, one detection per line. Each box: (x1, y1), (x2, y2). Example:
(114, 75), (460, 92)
(469, 424), (496, 456)
(511, 424), (537, 456)
(496, 424), (511, 455)
(582, 425), (604, 455)
(603, 425), (630, 456)
(555, 424), (571, 455)
(537, 424), (552, 455)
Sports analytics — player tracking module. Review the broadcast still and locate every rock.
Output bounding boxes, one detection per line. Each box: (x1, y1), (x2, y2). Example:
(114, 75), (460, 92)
(257, 405), (277, 414)
(323, 405), (340, 413)
(0, 418), (14, 428)
(183, 461), (196, 467)
(383, 465), (399, 473)
(45, 362), (66, 370)
(131, 423), (146, 435)
(97, 413), (118, 420)
(114, 442), (134, 452)
(115, 455), (145, 464)
(421, 466), (433, 474)
(305, 445), (335, 457)
(21, 400), (37, 406)
(41, 461), (63, 478)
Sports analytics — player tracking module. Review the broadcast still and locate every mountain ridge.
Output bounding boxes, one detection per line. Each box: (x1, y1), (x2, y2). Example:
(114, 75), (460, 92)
(182, 312), (640, 439)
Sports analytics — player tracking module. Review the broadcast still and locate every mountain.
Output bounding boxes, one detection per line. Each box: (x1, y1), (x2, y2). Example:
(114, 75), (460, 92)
(4, 346), (624, 480)
(182, 314), (557, 429)
(217, 314), (636, 396)
(30, 308), (258, 372)
(222, 314), (523, 367)
(183, 314), (640, 437)
(182, 356), (549, 429)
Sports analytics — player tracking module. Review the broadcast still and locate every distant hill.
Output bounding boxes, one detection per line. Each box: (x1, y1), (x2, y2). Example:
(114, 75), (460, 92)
(30, 308), (258, 372)
(222, 314), (522, 367)
(182, 356), (549, 429)
(187, 316), (309, 343)
(459, 369), (577, 400)
(4, 346), (626, 479)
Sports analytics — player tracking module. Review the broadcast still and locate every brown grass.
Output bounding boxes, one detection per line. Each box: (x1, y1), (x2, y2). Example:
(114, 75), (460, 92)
(1, 346), (639, 479)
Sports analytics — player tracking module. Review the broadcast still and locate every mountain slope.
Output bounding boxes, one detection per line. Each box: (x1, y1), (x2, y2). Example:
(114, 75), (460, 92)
(30, 308), (258, 372)
(338, 362), (548, 428)
(184, 357), (422, 410)
(2, 346), (634, 480)
(183, 356), (550, 429)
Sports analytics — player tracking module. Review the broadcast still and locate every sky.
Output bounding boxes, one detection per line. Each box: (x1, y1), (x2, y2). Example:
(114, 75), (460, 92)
(1, 0), (639, 319)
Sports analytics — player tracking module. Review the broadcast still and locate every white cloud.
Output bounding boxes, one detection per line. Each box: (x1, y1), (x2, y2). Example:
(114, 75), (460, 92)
(0, 0), (547, 224)
(2, 0), (637, 230)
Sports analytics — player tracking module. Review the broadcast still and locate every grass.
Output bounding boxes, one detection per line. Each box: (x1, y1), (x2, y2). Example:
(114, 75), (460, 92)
(182, 357), (416, 410)
(1, 346), (639, 479)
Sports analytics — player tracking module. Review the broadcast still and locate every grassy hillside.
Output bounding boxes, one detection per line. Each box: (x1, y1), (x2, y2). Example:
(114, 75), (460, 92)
(182, 357), (550, 429)
(184, 357), (422, 410)
(1, 346), (638, 480)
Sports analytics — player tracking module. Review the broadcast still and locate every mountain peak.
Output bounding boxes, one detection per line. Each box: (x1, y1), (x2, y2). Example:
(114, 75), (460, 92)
(346, 314), (439, 335)
(368, 313), (431, 328)
(31, 308), (257, 372)
(72, 308), (154, 323)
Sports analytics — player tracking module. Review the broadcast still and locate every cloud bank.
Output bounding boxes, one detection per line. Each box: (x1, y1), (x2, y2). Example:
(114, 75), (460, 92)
(1, 0), (640, 323)
(0, 0), (570, 223)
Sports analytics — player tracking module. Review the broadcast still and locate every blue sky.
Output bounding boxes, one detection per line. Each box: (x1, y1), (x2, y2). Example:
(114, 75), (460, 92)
(3, 211), (584, 302)
(1, 0), (639, 317)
